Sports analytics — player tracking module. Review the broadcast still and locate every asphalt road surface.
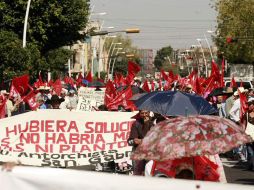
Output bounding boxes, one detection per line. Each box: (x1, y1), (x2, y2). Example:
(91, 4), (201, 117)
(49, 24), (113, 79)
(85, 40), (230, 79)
(222, 158), (254, 185)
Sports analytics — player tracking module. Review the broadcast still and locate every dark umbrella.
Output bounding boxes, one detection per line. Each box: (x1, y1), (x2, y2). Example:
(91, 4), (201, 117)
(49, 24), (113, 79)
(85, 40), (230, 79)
(208, 87), (234, 97)
(129, 93), (147, 101)
(87, 81), (105, 87)
(116, 85), (145, 95)
(134, 91), (218, 116)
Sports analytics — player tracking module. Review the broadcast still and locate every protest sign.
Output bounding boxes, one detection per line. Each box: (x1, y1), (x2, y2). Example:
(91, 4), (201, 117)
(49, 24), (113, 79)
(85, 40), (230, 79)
(1, 166), (253, 190)
(77, 87), (105, 111)
(0, 110), (135, 167)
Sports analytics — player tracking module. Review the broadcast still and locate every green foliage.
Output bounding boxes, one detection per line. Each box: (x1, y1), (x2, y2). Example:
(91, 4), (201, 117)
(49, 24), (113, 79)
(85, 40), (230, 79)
(213, 0), (254, 63)
(1, 0), (90, 53)
(154, 45), (173, 70)
(45, 48), (73, 72)
(0, 30), (32, 81)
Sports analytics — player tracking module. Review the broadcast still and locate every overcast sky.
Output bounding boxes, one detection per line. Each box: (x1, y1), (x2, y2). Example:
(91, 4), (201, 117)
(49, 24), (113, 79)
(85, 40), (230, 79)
(90, 0), (217, 51)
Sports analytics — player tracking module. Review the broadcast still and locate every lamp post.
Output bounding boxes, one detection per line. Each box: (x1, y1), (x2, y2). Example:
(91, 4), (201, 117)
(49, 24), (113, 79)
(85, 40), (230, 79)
(23, 0), (32, 48)
(107, 42), (122, 76)
(196, 39), (208, 77)
(111, 50), (125, 77)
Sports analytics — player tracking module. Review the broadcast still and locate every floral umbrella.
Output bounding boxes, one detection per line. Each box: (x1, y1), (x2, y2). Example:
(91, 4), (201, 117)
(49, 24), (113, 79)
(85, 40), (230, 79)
(131, 115), (253, 161)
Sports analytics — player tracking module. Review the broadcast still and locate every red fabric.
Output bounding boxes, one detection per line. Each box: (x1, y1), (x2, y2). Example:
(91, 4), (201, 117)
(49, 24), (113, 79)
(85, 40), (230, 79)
(34, 73), (44, 89)
(107, 86), (134, 110)
(153, 156), (220, 182)
(239, 91), (248, 125)
(193, 77), (203, 95)
(220, 59), (225, 87)
(104, 80), (117, 106)
(76, 73), (84, 87)
(64, 76), (75, 87)
(230, 76), (237, 88)
(52, 79), (62, 96)
(160, 69), (169, 81)
(128, 61), (141, 76)
(150, 80), (155, 91)
(168, 70), (174, 81)
(115, 73), (126, 87)
(211, 60), (220, 81)
(9, 84), (20, 99)
(23, 91), (39, 111)
(0, 95), (7, 119)
(142, 80), (150, 92)
(85, 71), (93, 83)
(12, 75), (30, 96)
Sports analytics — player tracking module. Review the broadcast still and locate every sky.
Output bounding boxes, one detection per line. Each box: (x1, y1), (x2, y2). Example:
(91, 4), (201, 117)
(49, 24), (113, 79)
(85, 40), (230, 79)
(90, 0), (217, 51)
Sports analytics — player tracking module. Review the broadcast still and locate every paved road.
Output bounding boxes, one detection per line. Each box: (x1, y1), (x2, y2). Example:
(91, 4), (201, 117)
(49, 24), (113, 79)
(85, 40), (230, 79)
(222, 158), (254, 185)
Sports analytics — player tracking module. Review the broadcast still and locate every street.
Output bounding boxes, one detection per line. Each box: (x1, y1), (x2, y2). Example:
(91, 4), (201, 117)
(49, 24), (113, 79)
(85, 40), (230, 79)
(222, 158), (254, 185)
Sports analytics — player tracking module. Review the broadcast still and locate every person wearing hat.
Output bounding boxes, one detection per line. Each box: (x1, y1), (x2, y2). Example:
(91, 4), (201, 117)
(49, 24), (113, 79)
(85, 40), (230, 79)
(60, 89), (78, 110)
(184, 84), (194, 94)
(48, 95), (64, 109)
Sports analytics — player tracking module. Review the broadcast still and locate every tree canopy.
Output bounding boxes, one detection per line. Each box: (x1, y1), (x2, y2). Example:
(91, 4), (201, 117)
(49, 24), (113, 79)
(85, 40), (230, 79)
(213, 0), (254, 64)
(0, 0), (90, 81)
(1, 0), (90, 53)
(154, 45), (173, 70)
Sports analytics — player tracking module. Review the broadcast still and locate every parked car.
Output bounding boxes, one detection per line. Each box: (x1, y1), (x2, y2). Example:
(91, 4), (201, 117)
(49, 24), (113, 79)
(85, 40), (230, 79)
(225, 81), (253, 89)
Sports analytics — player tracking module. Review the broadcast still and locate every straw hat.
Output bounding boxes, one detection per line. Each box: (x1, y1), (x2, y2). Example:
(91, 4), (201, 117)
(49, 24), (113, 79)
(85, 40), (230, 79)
(234, 87), (248, 96)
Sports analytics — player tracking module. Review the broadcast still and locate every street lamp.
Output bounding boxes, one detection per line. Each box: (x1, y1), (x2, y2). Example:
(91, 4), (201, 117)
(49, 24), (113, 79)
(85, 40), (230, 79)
(90, 28), (140, 36)
(196, 39), (208, 77)
(107, 43), (122, 76)
(23, 0), (32, 48)
(111, 49), (124, 77)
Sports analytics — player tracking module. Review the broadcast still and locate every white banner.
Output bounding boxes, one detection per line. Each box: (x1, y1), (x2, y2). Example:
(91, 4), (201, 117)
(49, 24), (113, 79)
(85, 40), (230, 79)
(1, 166), (253, 190)
(0, 110), (135, 167)
(77, 87), (105, 111)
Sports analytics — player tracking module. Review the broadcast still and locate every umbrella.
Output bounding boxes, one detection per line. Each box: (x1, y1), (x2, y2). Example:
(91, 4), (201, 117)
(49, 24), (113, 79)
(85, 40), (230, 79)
(134, 91), (217, 116)
(116, 85), (145, 95)
(208, 87), (235, 97)
(129, 93), (147, 101)
(87, 81), (105, 87)
(131, 115), (253, 161)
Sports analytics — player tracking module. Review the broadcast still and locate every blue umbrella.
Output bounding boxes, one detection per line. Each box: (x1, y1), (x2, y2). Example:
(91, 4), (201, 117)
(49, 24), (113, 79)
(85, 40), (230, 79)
(134, 91), (218, 116)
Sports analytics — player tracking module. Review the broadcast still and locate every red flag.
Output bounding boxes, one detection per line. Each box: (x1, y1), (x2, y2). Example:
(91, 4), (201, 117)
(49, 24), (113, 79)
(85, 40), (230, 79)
(9, 84), (20, 99)
(76, 73), (84, 87)
(193, 77), (203, 95)
(160, 69), (169, 81)
(115, 73), (126, 87)
(220, 59), (225, 87)
(150, 80), (155, 91)
(104, 80), (116, 106)
(23, 91), (39, 111)
(0, 95), (7, 119)
(107, 86), (133, 110)
(64, 76), (75, 87)
(142, 80), (150, 92)
(239, 91), (248, 127)
(168, 70), (174, 81)
(128, 61), (141, 76)
(52, 79), (62, 96)
(211, 60), (220, 79)
(12, 75), (30, 96)
(85, 71), (93, 83)
(230, 76), (237, 88)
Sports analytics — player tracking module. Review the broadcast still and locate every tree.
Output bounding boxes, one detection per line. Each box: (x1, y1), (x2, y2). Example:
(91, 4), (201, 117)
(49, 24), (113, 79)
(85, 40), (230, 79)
(213, 0), (254, 64)
(1, 0), (89, 53)
(154, 45), (173, 70)
(0, 30), (45, 82)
